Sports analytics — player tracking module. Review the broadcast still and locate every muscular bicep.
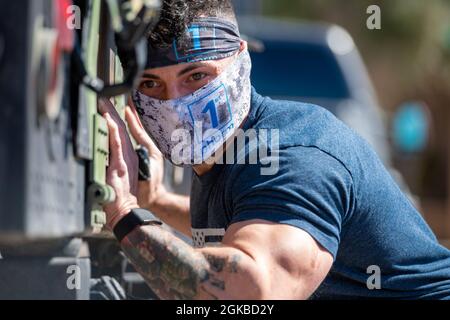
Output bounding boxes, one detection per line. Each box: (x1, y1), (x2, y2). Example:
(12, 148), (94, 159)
(221, 219), (333, 299)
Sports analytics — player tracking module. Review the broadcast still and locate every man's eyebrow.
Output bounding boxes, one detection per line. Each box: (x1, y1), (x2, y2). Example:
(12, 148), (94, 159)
(177, 63), (208, 77)
(142, 73), (161, 80)
(142, 63), (209, 79)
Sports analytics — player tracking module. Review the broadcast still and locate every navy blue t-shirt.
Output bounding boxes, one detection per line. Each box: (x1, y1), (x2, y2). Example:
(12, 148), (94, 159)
(190, 88), (450, 299)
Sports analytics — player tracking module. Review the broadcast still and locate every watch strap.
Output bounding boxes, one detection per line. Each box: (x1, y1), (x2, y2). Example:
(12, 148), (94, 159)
(113, 208), (162, 242)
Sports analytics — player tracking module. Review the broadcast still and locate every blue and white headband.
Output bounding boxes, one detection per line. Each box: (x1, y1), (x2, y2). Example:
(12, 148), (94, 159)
(146, 17), (241, 68)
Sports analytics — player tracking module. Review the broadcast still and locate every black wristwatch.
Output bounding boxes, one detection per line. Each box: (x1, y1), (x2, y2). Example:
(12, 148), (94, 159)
(113, 208), (162, 242)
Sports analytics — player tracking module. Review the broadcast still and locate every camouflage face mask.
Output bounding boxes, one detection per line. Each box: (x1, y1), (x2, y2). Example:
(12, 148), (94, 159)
(132, 49), (252, 166)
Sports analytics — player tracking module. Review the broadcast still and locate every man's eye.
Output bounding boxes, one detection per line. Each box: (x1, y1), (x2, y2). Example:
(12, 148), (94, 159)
(142, 80), (159, 89)
(189, 73), (207, 81)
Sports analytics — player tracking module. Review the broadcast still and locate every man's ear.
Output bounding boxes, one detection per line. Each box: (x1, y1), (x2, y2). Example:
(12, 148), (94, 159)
(239, 40), (248, 53)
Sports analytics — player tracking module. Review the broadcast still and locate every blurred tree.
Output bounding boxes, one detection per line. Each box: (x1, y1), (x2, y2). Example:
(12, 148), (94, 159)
(259, 0), (449, 107)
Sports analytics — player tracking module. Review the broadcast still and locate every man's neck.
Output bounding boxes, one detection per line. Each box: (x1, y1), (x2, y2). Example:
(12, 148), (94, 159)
(192, 162), (215, 176)
(192, 115), (250, 177)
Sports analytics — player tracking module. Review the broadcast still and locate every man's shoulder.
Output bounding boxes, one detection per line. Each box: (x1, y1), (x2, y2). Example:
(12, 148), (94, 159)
(251, 92), (368, 155)
(250, 92), (333, 129)
(251, 93), (349, 138)
(244, 91), (389, 188)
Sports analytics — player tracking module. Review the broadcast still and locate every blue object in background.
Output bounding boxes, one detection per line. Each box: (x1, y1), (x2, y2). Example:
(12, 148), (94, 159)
(393, 102), (429, 153)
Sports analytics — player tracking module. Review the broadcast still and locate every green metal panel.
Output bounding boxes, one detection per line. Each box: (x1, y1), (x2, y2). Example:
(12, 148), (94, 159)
(92, 114), (109, 184)
(85, 0), (101, 159)
(83, 0), (112, 232)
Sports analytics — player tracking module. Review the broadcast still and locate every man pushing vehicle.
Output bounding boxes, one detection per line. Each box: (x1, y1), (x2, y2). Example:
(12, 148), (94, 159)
(98, 0), (450, 299)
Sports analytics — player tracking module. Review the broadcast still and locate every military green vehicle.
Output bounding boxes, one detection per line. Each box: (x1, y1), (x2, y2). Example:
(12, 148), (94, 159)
(0, 0), (170, 300)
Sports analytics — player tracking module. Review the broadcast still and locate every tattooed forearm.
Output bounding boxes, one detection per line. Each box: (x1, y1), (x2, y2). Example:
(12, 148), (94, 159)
(120, 225), (245, 300)
(205, 253), (242, 274)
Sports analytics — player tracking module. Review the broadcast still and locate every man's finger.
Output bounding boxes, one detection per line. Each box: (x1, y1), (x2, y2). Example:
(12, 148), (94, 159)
(104, 112), (125, 165)
(127, 97), (145, 130)
(125, 106), (162, 158)
(125, 106), (149, 145)
(99, 98), (131, 147)
(98, 98), (123, 125)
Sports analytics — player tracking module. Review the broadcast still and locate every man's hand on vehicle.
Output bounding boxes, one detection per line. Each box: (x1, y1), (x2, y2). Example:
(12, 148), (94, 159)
(98, 98), (140, 229)
(126, 99), (167, 211)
